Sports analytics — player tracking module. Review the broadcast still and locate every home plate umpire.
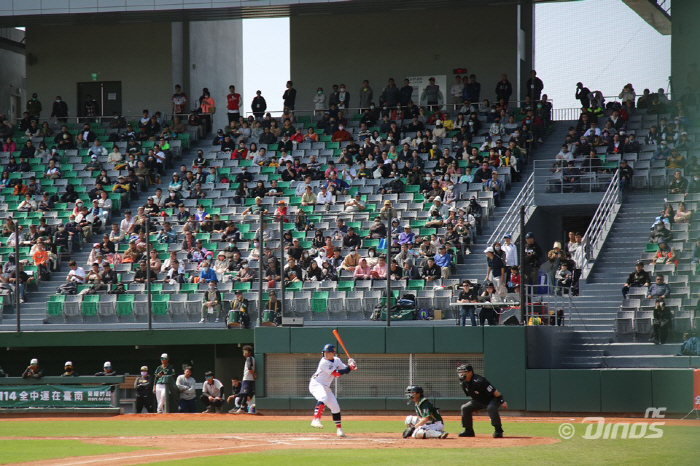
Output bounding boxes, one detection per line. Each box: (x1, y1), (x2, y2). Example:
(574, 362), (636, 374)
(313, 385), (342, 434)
(457, 363), (508, 438)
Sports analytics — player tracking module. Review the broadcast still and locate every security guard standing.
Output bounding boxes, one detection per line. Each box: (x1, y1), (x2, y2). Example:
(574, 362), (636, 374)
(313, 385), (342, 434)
(134, 365), (154, 413)
(153, 353), (176, 414)
(457, 363), (507, 438)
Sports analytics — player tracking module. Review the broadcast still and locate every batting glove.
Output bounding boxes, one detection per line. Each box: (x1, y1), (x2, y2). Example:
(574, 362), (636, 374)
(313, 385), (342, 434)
(331, 371), (341, 377)
(348, 358), (357, 370)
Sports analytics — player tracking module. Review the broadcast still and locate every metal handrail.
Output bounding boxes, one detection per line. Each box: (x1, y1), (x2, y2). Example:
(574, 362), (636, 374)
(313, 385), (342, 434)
(243, 98), (554, 119)
(580, 169), (621, 279)
(487, 172), (535, 245)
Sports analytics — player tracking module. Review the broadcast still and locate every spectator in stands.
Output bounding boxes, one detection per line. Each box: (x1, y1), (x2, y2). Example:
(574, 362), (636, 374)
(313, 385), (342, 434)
(668, 170), (688, 195)
(422, 257), (441, 283)
(484, 246), (505, 289)
(646, 275), (671, 299)
(457, 281), (478, 326)
(522, 232), (542, 291)
(622, 260), (651, 298)
(651, 298), (672, 345)
(134, 260), (156, 284)
(434, 245), (452, 279)
(200, 282), (223, 323)
(66, 260), (85, 284)
(340, 247), (360, 272)
(353, 258), (372, 280)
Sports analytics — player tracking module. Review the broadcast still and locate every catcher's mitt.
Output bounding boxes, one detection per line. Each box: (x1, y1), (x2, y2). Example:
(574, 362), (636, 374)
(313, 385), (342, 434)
(402, 426), (415, 438)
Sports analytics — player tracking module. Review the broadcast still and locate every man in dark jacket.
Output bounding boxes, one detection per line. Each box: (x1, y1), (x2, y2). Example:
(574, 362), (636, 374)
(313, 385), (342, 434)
(51, 96), (69, 122)
(622, 260), (651, 298)
(523, 232), (543, 290)
(495, 74), (512, 105)
(526, 70), (544, 101)
(457, 364), (507, 438)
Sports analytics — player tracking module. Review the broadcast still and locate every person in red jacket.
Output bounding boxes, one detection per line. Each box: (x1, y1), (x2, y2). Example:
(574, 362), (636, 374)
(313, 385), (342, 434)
(227, 85), (241, 124)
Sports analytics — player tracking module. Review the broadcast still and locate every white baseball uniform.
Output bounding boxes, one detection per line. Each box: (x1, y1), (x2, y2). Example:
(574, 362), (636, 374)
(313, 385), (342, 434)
(308, 356), (348, 413)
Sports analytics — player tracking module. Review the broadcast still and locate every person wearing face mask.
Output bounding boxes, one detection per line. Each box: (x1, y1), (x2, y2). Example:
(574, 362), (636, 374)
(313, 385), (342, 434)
(336, 84), (350, 109)
(200, 281), (223, 323)
(51, 95), (68, 123)
(313, 87), (327, 114)
(332, 123), (352, 143)
(196, 260), (218, 285)
(134, 365), (154, 413)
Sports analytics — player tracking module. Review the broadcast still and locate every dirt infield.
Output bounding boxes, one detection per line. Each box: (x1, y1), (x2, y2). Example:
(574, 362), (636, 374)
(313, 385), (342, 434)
(0, 414), (566, 466)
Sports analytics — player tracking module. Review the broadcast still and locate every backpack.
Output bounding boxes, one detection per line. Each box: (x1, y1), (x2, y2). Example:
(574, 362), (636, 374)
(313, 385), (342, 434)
(56, 282), (77, 295)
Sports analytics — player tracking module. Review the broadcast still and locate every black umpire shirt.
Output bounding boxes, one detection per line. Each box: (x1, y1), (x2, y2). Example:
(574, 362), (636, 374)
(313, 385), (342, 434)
(460, 374), (499, 405)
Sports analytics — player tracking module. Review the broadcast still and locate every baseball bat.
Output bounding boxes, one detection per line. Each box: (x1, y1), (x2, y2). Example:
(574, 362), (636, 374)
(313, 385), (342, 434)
(332, 329), (352, 360)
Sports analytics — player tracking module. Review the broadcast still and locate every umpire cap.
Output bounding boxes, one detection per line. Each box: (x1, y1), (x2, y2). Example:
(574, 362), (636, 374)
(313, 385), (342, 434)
(457, 363), (473, 373)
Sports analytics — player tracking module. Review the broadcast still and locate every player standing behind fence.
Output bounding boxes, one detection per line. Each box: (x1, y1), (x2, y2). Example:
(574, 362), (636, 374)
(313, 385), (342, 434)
(309, 344), (357, 438)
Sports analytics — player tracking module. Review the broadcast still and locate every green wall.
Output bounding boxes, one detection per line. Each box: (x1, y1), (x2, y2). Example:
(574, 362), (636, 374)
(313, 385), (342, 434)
(255, 327), (696, 414)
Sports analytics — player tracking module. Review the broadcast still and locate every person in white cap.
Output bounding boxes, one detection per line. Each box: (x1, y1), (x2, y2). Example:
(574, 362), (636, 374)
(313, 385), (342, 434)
(61, 361), (79, 377)
(22, 358), (43, 379)
(484, 247), (505, 289)
(95, 361), (117, 376)
(153, 353), (176, 414)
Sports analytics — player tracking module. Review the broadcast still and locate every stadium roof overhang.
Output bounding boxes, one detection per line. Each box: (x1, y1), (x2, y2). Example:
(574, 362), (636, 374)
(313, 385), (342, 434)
(0, 0), (576, 28)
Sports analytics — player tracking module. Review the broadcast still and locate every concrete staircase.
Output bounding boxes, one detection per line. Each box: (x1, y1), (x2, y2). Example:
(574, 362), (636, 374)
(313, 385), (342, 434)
(562, 193), (688, 368)
(455, 121), (575, 283)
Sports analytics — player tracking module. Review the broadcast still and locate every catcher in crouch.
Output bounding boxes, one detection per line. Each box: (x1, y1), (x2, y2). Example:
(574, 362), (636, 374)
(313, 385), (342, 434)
(403, 385), (449, 439)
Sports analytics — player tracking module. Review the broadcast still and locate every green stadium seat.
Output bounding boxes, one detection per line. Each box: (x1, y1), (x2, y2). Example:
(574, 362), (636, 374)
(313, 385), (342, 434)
(47, 295), (65, 316)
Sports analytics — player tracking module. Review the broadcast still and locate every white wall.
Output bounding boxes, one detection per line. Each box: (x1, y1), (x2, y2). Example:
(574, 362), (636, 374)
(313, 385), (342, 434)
(188, 19), (243, 131)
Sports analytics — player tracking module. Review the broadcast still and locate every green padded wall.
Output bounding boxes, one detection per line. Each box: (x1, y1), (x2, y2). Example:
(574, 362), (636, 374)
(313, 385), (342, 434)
(433, 327), (484, 353)
(256, 397), (290, 410)
(386, 327), (433, 353)
(601, 370), (652, 413)
(526, 369), (550, 412)
(483, 327), (526, 410)
(290, 327), (338, 353)
(550, 370), (601, 412)
(342, 398), (387, 410)
(290, 397), (316, 410)
(337, 327), (386, 354)
(651, 369), (694, 413)
(254, 352), (265, 397)
(254, 327), (290, 353)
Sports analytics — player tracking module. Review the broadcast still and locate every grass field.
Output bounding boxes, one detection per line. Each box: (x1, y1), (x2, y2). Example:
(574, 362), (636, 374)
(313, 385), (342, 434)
(0, 416), (698, 465)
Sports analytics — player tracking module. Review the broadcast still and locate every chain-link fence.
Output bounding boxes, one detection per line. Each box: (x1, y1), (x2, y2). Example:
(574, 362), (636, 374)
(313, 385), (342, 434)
(265, 353), (483, 398)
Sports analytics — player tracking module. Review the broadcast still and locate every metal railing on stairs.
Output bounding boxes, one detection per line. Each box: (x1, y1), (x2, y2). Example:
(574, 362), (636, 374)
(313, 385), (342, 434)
(581, 169), (622, 279)
(487, 173), (535, 245)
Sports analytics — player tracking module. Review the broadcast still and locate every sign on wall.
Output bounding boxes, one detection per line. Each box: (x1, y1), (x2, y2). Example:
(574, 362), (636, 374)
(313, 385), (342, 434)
(0, 385), (112, 408)
(407, 75), (447, 109)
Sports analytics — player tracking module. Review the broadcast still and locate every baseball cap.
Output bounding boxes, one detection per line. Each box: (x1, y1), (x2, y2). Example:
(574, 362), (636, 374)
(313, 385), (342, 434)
(65, 361), (72, 367)
(30, 358), (38, 365)
(235, 290), (243, 294)
(525, 232), (535, 239)
(384, 200), (391, 205)
(503, 234), (512, 239)
(160, 353), (169, 359)
(636, 260), (644, 266)
(403, 224), (411, 228)
(104, 361), (112, 368)
(141, 366), (148, 371)
(484, 247), (494, 253)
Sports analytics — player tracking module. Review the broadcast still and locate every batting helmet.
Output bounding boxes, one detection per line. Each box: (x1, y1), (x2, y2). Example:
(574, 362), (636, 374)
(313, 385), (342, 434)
(322, 344), (336, 354)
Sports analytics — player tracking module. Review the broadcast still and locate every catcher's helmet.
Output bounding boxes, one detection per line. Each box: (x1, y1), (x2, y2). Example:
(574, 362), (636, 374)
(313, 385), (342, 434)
(322, 344), (336, 354)
(405, 385), (424, 400)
